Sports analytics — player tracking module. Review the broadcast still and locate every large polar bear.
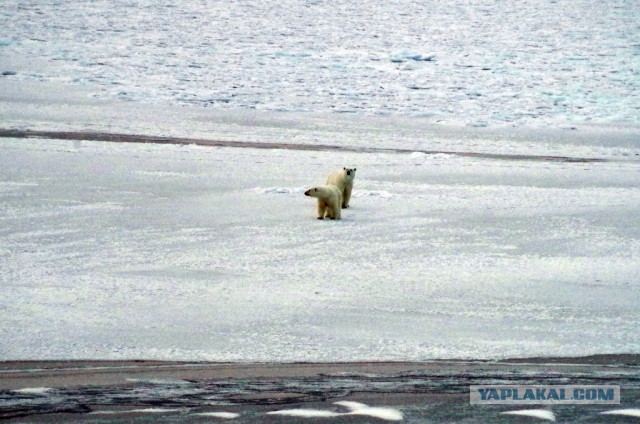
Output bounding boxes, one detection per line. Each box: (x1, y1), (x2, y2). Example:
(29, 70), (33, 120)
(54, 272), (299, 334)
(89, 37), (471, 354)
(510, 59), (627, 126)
(304, 185), (342, 220)
(326, 167), (356, 209)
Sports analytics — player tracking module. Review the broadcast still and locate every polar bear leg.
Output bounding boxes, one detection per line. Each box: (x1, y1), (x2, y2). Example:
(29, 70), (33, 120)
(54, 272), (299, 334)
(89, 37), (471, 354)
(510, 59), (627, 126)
(342, 184), (352, 208)
(327, 199), (341, 220)
(317, 200), (327, 219)
(331, 190), (343, 219)
(332, 203), (341, 219)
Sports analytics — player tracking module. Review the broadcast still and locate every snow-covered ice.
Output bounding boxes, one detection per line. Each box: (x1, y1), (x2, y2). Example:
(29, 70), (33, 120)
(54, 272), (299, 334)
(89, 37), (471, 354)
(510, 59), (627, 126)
(268, 401), (403, 420)
(267, 409), (343, 418)
(11, 388), (52, 395)
(0, 0), (639, 362)
(600, 408), (640, 418)
(334, 401), (404, 421)
(501, 409), (556, 421)
(1, 132), (638, 361)
(1, 0), (639, 128)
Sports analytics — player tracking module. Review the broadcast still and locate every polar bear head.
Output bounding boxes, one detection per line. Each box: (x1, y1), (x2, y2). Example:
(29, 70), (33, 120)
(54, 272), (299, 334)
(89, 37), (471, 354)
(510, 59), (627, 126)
(304, 185), (342, 202)
(342, 168), (356, 184)
(304, 187), (322, 197)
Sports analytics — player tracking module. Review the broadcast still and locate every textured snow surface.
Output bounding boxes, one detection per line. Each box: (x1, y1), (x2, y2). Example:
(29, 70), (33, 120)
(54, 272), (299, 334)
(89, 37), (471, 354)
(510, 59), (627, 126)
(1, 0), (638, 362)
(1, 137), (638, 361)
(1, 0), (639, 127)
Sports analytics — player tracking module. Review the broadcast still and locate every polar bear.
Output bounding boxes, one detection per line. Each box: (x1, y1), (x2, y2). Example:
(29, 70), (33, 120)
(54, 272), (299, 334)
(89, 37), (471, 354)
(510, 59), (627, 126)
(304, 185), (342, 220)
(326, 167), (356, 208)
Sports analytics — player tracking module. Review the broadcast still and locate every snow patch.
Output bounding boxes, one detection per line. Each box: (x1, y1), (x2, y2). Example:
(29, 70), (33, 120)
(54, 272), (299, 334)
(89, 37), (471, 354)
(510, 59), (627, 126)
(193, 412), (241, 419)
(12, 387), (52, 395)
(335, 401), (404, 421)
(268, 402), (403, 421)
(254, 186), (306, 195)
(501, 409), (556, 421)
(409, 151), (429, 159)
(352, 190), (393, 199)
(267, 409), (341, 418)
(600, 409), (640, 418)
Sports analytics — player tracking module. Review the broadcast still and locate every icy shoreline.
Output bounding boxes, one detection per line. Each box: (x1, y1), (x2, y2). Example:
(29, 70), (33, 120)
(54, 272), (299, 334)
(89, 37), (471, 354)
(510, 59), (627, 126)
(2, 357), (639, 422)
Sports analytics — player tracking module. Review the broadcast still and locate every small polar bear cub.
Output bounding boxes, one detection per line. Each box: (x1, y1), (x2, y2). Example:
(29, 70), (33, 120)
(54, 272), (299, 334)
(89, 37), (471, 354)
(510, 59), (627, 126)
(304, 185), (342, 220)
(326, 167), (356, 209)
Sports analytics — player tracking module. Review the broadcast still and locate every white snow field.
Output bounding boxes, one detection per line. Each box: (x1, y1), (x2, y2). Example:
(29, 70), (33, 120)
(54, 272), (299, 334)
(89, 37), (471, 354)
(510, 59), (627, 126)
(1, 0), (639, 361)
(1, 101), (639, 360)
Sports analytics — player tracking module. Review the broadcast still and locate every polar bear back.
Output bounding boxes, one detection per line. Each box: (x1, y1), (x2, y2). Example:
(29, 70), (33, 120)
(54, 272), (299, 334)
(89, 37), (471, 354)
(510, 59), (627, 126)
(304, 184), (342, 201)
(327, 168), (356, 209)
(326, 168), (355, 191)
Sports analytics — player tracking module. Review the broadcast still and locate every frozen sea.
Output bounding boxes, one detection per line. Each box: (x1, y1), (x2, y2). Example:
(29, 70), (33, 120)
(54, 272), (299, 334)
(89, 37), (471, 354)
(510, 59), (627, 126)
(1, 0), (640, 361)
(2, 0), (639, 127)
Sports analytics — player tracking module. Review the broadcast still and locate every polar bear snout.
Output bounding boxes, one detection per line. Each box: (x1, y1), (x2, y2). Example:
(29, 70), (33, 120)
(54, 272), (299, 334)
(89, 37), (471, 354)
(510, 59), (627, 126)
(343, 167), (356, 176)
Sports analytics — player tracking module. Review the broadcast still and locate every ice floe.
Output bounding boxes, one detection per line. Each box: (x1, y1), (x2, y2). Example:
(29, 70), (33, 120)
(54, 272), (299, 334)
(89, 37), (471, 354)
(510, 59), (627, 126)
(501, 409), (556, 421)
(599, 408), (640, 418)
(268, 401), (402, 421)
(12, 387), (52, 395)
